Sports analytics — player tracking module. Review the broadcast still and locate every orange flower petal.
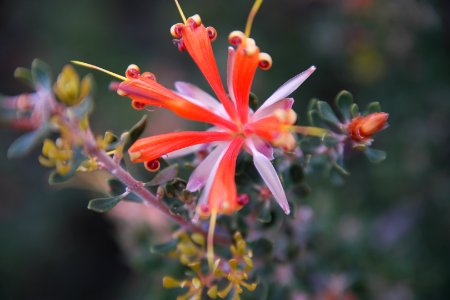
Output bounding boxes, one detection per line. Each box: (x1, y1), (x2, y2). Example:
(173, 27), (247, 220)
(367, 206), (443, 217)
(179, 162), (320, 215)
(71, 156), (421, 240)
(118, 78), (238, 131)
(231, 41), (260, 123)
(128, 131), (233, 163)
(181, 24), (238, 120)
(207, 137), (244, 214)
(245, 115), (281, 142)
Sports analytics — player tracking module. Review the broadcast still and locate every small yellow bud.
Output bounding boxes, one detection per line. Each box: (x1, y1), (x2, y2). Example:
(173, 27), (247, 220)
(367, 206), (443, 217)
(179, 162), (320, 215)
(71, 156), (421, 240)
(162, 276), (186, 288)
(207, 285), (218, 299)
(190, 233), (205, 247)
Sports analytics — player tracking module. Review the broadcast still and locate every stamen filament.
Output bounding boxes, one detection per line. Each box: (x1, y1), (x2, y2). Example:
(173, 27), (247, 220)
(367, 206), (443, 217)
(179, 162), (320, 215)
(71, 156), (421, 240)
(174, 0), (187, 24)
(291, 125), (329, 137)
(245, 0), (264, 37)
(71, 61), (127, 81)
(207, 208), (218, 270)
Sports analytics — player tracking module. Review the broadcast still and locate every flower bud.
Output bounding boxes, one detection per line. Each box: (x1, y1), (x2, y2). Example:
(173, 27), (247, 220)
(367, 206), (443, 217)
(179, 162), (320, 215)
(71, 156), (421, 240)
(347, 112), (388, 142)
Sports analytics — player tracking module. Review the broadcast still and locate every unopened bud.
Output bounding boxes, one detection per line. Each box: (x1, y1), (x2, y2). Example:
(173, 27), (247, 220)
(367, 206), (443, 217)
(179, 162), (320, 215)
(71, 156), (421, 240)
(347, 112), (388, 142)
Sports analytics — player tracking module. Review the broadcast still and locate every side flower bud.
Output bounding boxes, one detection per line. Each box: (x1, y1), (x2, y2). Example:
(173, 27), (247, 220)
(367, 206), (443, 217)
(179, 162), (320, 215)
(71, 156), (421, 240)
(347, 112), (389, 142)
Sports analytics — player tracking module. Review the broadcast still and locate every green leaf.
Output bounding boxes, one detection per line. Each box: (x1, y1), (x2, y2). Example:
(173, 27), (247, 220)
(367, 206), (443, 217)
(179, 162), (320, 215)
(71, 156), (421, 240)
(88, 194), (124, 213)
(317, 101), (340, 124)
(364, 148), (387, 163)
(307, 98), (318, 114)
(7, 123), (50, 159)
(307, 110), (327, 128)
(145, 164), (179, 186)
(31, 59), (52, 89)
(323, 135), (340, 148)
(150, 239), (178, 255)
(123, 192), (142, 203)
(335, 90), (353, 121)
(124, 115), (148, 150)
(250, 238), (274, 258)
(107, 179), (141, 202)
(350, 103), (359, 118)
(366, 101), (381, 114)
(14, 67), (33, 87)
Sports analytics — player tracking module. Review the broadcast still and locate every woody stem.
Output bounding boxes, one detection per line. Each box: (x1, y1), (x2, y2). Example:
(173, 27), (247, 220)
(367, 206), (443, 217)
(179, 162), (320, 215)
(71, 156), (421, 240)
(64, 114), (231, 245)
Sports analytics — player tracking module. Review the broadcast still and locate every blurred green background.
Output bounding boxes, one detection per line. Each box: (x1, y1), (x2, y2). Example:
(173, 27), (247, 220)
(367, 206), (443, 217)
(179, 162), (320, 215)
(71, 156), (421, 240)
(1, 0), (449, 299)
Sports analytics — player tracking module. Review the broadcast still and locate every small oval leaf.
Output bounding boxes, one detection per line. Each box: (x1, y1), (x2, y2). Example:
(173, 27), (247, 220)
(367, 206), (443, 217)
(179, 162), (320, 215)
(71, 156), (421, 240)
(31, 59), (52, 89)
(124, 115), (148, 150)
(7, 123), (50, 159)
(88, 194), (124, 213)
(366, 101), (381, 114)
(335, 90), (353, 121)
(145, 164), (179, 186)
(150, 239), (178, 255)
(317, 101), (340, 124)
(365, 148), (387, 163)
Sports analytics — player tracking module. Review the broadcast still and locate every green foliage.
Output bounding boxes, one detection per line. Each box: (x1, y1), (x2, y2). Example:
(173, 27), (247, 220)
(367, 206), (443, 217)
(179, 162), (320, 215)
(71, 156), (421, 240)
(7, 123), (51, 159)
(87, 195), (124, 213)
(31, 59), (52, 90)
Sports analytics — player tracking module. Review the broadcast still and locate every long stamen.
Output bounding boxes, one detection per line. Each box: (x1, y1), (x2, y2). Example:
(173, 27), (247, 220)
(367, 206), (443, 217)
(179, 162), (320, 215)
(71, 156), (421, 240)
(291, 125), (329, 138)
(174, 0), (187, 24)
(71, 61), (127, 81)
(245, 0), (264, 37)
(207, 208), (218, 270)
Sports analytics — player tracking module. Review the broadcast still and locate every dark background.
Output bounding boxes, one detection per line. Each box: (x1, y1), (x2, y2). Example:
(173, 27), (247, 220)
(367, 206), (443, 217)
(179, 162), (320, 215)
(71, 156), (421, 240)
(1, 0), (449, 299)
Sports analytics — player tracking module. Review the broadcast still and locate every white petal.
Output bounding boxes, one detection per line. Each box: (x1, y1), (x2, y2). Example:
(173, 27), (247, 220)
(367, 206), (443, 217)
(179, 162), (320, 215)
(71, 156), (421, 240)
(164, 144), (202, 159)
(174, 82), (228, 118)
(186, 143), (228, 192)
(247, 140), (290, 214)
(256, 66), (316, 113)
(245, 136), (274, 160)
(252, 98), (294, 121)
(226, 47), (237, 105)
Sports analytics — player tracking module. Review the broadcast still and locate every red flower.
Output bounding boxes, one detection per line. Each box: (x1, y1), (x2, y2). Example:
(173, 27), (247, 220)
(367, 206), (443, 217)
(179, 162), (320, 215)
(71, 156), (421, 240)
(116, 14), (321, 220)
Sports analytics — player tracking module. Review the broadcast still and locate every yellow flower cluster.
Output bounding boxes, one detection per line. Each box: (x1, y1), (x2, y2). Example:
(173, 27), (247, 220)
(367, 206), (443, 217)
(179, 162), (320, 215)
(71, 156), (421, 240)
(163, 231), (257, 300)
(39, 138), (73, 175)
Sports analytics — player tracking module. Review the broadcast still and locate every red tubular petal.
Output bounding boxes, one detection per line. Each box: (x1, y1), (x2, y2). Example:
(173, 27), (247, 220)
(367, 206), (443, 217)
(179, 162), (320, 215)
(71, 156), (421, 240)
(118, 78), (238, 131)
(128, 131), (233, 163)
(232, 42), (260, 123)
(245, 115), (282, 142)
(181, 24), (238, 120)
(207, 137), (244, 214)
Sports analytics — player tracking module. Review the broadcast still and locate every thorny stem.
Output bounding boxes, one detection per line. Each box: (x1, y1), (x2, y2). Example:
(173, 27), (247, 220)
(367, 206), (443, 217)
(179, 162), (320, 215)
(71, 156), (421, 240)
(63, 113), (231, 245)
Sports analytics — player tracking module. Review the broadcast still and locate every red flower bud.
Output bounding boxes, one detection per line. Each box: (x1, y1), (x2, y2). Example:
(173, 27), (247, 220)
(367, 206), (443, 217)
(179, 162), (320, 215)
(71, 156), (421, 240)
(347, 112), (388, 142)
